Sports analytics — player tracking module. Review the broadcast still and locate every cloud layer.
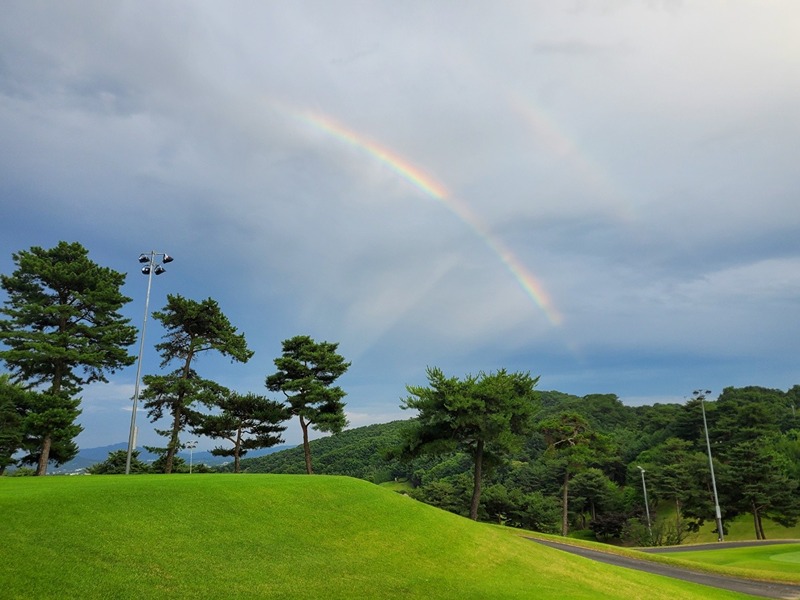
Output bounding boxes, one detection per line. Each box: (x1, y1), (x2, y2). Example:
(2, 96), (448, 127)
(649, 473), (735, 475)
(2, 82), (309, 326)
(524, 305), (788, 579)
(1, 2), (798, 448)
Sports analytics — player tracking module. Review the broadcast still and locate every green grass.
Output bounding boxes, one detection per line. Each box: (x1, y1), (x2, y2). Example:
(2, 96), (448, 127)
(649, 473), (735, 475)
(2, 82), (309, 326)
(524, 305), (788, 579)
(378, 478), (414, 493)
(669, 544), (800, 575)
(693, 514), (800, 542)
(523, 532), (800, 586)
(0, 475), (758, 599)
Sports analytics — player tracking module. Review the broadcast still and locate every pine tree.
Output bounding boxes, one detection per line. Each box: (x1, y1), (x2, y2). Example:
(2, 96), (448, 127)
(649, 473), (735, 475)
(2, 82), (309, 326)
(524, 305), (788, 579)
(0, 242), (137, 474)
(192, 391), (288, 473)
(400, 367), (540, 520)
(142, 295), (252, 474)
(266, 335), (350, 474)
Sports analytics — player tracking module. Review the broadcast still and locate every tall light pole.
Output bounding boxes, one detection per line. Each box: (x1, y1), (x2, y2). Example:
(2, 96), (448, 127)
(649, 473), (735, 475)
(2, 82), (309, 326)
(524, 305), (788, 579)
(125, 251), (173, 475)
(637, 465), (652, 540)
(185, 440), (198, 474)
(695, 389), (724, 542)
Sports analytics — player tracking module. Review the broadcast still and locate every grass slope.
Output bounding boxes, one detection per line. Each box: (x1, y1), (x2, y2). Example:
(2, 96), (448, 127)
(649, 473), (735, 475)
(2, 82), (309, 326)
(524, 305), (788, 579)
(0, 475), (755, 600)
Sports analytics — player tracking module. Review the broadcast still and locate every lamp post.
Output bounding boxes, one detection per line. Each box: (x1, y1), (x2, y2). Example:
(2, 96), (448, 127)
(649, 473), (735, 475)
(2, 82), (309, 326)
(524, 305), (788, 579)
(185, 440), (198, 474)
(695, 389), (724, 542)
(637, 465), (652, 540)
(125, 251), (174, 475)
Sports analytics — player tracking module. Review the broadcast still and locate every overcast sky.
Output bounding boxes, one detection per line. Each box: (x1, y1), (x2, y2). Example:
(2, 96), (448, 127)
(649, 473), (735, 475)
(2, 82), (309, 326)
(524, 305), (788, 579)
(1, 1), (798, 451)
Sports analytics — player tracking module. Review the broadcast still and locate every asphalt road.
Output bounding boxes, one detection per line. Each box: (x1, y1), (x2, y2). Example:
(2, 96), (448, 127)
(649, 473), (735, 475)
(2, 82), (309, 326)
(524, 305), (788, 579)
(528, 538), (800, 599)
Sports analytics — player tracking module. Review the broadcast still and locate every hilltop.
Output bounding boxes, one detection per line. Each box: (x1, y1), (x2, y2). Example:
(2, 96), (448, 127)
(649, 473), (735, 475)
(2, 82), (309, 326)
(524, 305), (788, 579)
(0, 475), (752, 599)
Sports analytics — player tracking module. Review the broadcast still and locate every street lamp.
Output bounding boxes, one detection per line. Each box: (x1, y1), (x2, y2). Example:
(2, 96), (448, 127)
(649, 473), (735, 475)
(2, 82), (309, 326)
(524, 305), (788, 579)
(637, 465), (652, 540)
(695, 389), (724, 542)
(125, 251), (174, 475)
(185, 440), (198, 474)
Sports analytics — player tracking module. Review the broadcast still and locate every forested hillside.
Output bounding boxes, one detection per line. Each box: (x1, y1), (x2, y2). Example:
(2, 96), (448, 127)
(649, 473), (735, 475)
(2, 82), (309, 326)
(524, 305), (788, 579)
(233, 386), (800, 545)
(219, 420), (410, 482)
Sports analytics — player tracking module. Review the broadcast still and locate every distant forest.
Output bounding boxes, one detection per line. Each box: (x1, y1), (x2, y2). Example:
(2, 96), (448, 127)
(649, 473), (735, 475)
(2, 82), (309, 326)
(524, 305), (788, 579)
(222, 386), (800, 545)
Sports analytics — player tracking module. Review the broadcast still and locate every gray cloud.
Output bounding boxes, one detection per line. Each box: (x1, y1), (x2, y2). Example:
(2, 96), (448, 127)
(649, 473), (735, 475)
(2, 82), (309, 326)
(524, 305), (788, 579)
(1, 1), (798, 448)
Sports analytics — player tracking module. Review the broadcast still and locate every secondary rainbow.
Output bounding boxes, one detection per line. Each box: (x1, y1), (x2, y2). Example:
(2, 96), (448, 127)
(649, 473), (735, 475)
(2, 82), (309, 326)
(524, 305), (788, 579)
(293, 110), (563, 326)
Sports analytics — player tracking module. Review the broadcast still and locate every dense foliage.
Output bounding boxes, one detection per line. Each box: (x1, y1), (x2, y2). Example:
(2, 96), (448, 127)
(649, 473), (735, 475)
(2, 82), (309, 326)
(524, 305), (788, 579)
(398, 367), (539, 519)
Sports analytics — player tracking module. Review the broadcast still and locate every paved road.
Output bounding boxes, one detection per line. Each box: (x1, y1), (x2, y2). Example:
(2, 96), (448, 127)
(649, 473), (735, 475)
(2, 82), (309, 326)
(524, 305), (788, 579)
(528, 538), (800, 599)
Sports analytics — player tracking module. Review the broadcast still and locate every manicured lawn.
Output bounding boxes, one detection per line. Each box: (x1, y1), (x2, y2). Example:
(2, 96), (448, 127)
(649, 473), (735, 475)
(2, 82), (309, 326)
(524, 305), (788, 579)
(692, 511), (800, 543)
(0, 475), (756, 599)
(670, 543), (800, 575)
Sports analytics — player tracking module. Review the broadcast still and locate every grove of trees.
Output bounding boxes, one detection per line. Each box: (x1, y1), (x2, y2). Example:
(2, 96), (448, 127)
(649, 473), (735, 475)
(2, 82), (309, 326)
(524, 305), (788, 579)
(0, 242), (345, 477)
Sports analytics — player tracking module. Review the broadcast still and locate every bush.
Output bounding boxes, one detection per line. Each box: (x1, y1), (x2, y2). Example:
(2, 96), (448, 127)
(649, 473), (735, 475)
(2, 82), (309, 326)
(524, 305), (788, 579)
(5, 467), (36, 477)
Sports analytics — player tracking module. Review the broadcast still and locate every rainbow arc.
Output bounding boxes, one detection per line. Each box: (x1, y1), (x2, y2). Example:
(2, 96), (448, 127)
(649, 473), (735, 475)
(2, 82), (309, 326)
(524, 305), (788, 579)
(292, 109), (562, 326)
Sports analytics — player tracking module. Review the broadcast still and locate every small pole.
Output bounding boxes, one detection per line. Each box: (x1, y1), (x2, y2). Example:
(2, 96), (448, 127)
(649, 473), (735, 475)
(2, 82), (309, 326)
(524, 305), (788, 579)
(637, 465), (652, 541)
(186, 440), (198, 474)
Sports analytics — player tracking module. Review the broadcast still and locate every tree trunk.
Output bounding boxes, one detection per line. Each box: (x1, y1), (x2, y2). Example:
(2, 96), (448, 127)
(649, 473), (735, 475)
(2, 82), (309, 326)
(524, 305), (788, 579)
(756, 509), (766, 540)
(164, 405), (182, 474)
(300, 415), (313, 474)
(752, 509), (759, 540)
(37, 434), (52, 476)
(469, 440), (484, 521)
(40, 365), (63, 476)
(234, 426), (243, 474)
(561, 470), (570, 537)
(751, 502), (765, 540)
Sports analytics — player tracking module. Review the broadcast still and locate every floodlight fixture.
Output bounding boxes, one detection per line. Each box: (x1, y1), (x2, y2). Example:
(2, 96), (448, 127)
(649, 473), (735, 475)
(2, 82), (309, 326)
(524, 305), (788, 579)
(125, 251), (175, 475)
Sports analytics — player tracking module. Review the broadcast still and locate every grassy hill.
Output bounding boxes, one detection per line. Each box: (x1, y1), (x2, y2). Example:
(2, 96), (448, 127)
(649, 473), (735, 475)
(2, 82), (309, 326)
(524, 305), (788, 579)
(0, 475), (758, 599)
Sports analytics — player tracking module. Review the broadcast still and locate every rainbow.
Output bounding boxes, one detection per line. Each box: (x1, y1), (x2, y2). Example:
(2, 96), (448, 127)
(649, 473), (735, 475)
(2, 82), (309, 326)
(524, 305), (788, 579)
(508, 93), (632, 223)
(290, 109), (563, 326)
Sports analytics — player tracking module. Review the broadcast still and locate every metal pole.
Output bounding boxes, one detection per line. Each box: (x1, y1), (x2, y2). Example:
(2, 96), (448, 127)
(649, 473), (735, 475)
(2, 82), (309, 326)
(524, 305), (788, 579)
(185, 440), (198, 474)
(700, 394), (724, 542)
(637, 466), (652, 540)
(125, 252), (155, 474)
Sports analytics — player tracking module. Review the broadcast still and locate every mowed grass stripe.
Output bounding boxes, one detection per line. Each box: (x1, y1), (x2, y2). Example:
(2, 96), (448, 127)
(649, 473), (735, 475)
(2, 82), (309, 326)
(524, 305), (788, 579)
(0, 475), (753, 599)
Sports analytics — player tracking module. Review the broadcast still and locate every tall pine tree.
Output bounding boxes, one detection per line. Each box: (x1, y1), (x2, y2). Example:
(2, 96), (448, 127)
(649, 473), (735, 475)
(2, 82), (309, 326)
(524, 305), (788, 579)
(0, 242), (137, 474)
(142, 295), (253, 473)
(266, 335), (350, 474)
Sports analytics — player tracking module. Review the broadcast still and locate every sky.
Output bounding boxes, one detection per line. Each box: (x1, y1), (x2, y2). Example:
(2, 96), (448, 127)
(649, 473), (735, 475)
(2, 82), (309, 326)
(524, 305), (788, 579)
(1, 1), (799, 451)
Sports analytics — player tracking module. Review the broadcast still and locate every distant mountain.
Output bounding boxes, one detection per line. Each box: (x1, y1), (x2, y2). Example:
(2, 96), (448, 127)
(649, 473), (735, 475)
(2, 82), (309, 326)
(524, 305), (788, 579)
(48, 442), (295, 474)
